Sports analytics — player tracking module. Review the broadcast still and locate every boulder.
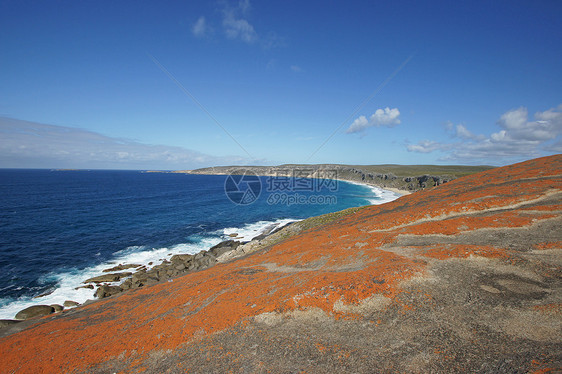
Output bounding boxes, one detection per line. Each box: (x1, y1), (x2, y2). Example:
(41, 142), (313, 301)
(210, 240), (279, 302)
(75, 284), (94, 290)
(132, 270), (148, 284)
(120, 279), (133, 290)
(15, 305), (55, 320)
(192, 254), (217, 270)
(94, 285), (123, 299)
(50, 304), (64, 313)
(102, 264), (141, 273)
(170, 254), (194, 264)
(63, 300), (79, 307)
(175, 263), (186, 271)
(209, 240), (240, 257)
(83, 272), (132, 284)
(146, 270), (160, 282)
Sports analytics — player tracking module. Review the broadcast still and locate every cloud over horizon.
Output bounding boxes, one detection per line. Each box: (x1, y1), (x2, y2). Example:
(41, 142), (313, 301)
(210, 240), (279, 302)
(0, 118), (248, 170)
(407, 104), (562, 164)
(346, 107), (401, 135)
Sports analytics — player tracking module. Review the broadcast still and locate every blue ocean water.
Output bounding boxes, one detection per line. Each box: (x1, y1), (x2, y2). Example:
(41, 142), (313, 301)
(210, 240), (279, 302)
(0, 169), (399, 318)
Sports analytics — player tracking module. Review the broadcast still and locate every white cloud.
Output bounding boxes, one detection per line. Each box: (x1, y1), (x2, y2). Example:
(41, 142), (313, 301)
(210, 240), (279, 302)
(407, 104), (562, 164)
(495, 106), (562, 141)
(406, 140), (448, 153)
(290, 65), (303, 73)
(222, 1), (257, 43)
(192, 16), (210, 38)
(346, 107), (401, 134)
(194, 1), (284, 49)
(238, 0), (251, 14)
(0, 118), (248, 169)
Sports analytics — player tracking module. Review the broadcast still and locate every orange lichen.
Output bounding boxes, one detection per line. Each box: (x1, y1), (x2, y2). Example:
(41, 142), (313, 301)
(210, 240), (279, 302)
(534, 241), (562, 250)
(0, 155), (560, 373)
(418, 244), (509, 260)
(533, 303), (562, 315)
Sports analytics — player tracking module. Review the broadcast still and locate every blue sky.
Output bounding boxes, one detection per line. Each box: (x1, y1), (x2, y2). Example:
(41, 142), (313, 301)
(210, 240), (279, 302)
(1, 0), (561, 169)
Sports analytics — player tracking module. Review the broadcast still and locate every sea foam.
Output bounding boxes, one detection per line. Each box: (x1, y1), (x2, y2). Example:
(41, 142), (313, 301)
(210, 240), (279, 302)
(0, 218), (297, 319)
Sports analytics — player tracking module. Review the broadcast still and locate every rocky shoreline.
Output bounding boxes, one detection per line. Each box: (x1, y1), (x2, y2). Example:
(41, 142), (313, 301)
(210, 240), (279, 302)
(0, 220), (301, 328)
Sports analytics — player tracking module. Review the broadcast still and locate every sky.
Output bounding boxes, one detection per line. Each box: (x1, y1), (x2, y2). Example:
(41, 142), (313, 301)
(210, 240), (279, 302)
(1, 0), (561, 169)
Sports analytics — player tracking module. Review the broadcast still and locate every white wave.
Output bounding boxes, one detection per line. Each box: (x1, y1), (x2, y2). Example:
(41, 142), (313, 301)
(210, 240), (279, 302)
(342, 180), (401, 205)
(0, 218), (298, 319)
(221, 218), (299, 241)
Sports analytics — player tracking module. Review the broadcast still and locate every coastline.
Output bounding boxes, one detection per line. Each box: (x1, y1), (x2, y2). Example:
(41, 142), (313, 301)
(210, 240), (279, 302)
(338, 178), (410, 199)
(177, 163), (484, 193)
(2, 155), (559, 373)
(0, 218), (298, 320)
(0, 178), (396, 320)
(332, 175), (411, 197)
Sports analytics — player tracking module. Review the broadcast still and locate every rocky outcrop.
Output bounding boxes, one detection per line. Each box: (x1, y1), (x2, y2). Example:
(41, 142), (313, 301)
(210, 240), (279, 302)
(87, 224), (301, 300)
(50, 304), (64, 313)
(83, 272), (133, 284)
(94, 285), (123, 299)
(90, 244), (235, 299)
(14, 305), (54, 320)
(0, 155), (560, 373)
(102, 264), (141, 272)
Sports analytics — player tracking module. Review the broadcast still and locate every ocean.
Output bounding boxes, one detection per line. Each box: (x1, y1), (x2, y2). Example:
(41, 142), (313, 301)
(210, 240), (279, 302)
(0, 169), (400, 319)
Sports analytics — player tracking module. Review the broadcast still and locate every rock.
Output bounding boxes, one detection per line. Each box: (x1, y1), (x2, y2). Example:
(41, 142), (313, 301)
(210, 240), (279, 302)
(50, 304), (64, 313)
(15, 305), (55, 320)
(0, 319), (20, 329)
(63, 300), (79, 307)
(146, 270), (160, 282)
(94, 285), (123, 299)
(192, 253), (217, 270)
(120, 279), (133, 290)
(83, 272), (132, 284)
(209, 240), (240, 257)
(152, 264), (168, 271)
(102, 264), (141, 273)
(132, 270), (148, 284)
(229, 233), (238, 237)
(167, 269), (177, 277)
(170, 254), (194, 264)
(75, 284), (94, 290)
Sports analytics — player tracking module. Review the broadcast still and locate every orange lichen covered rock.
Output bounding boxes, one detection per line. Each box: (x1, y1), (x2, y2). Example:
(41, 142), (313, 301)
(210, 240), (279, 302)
(0, 155), (561, 373)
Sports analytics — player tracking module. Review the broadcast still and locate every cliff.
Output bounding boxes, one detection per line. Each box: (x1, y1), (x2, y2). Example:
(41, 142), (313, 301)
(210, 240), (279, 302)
(179, 164), (494, 192)
(0, 155), (560, 373)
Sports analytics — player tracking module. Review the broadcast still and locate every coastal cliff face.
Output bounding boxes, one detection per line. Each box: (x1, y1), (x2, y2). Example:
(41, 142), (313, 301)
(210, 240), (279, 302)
(0, 155), (560, 373)
(180, 164), (494, 192)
